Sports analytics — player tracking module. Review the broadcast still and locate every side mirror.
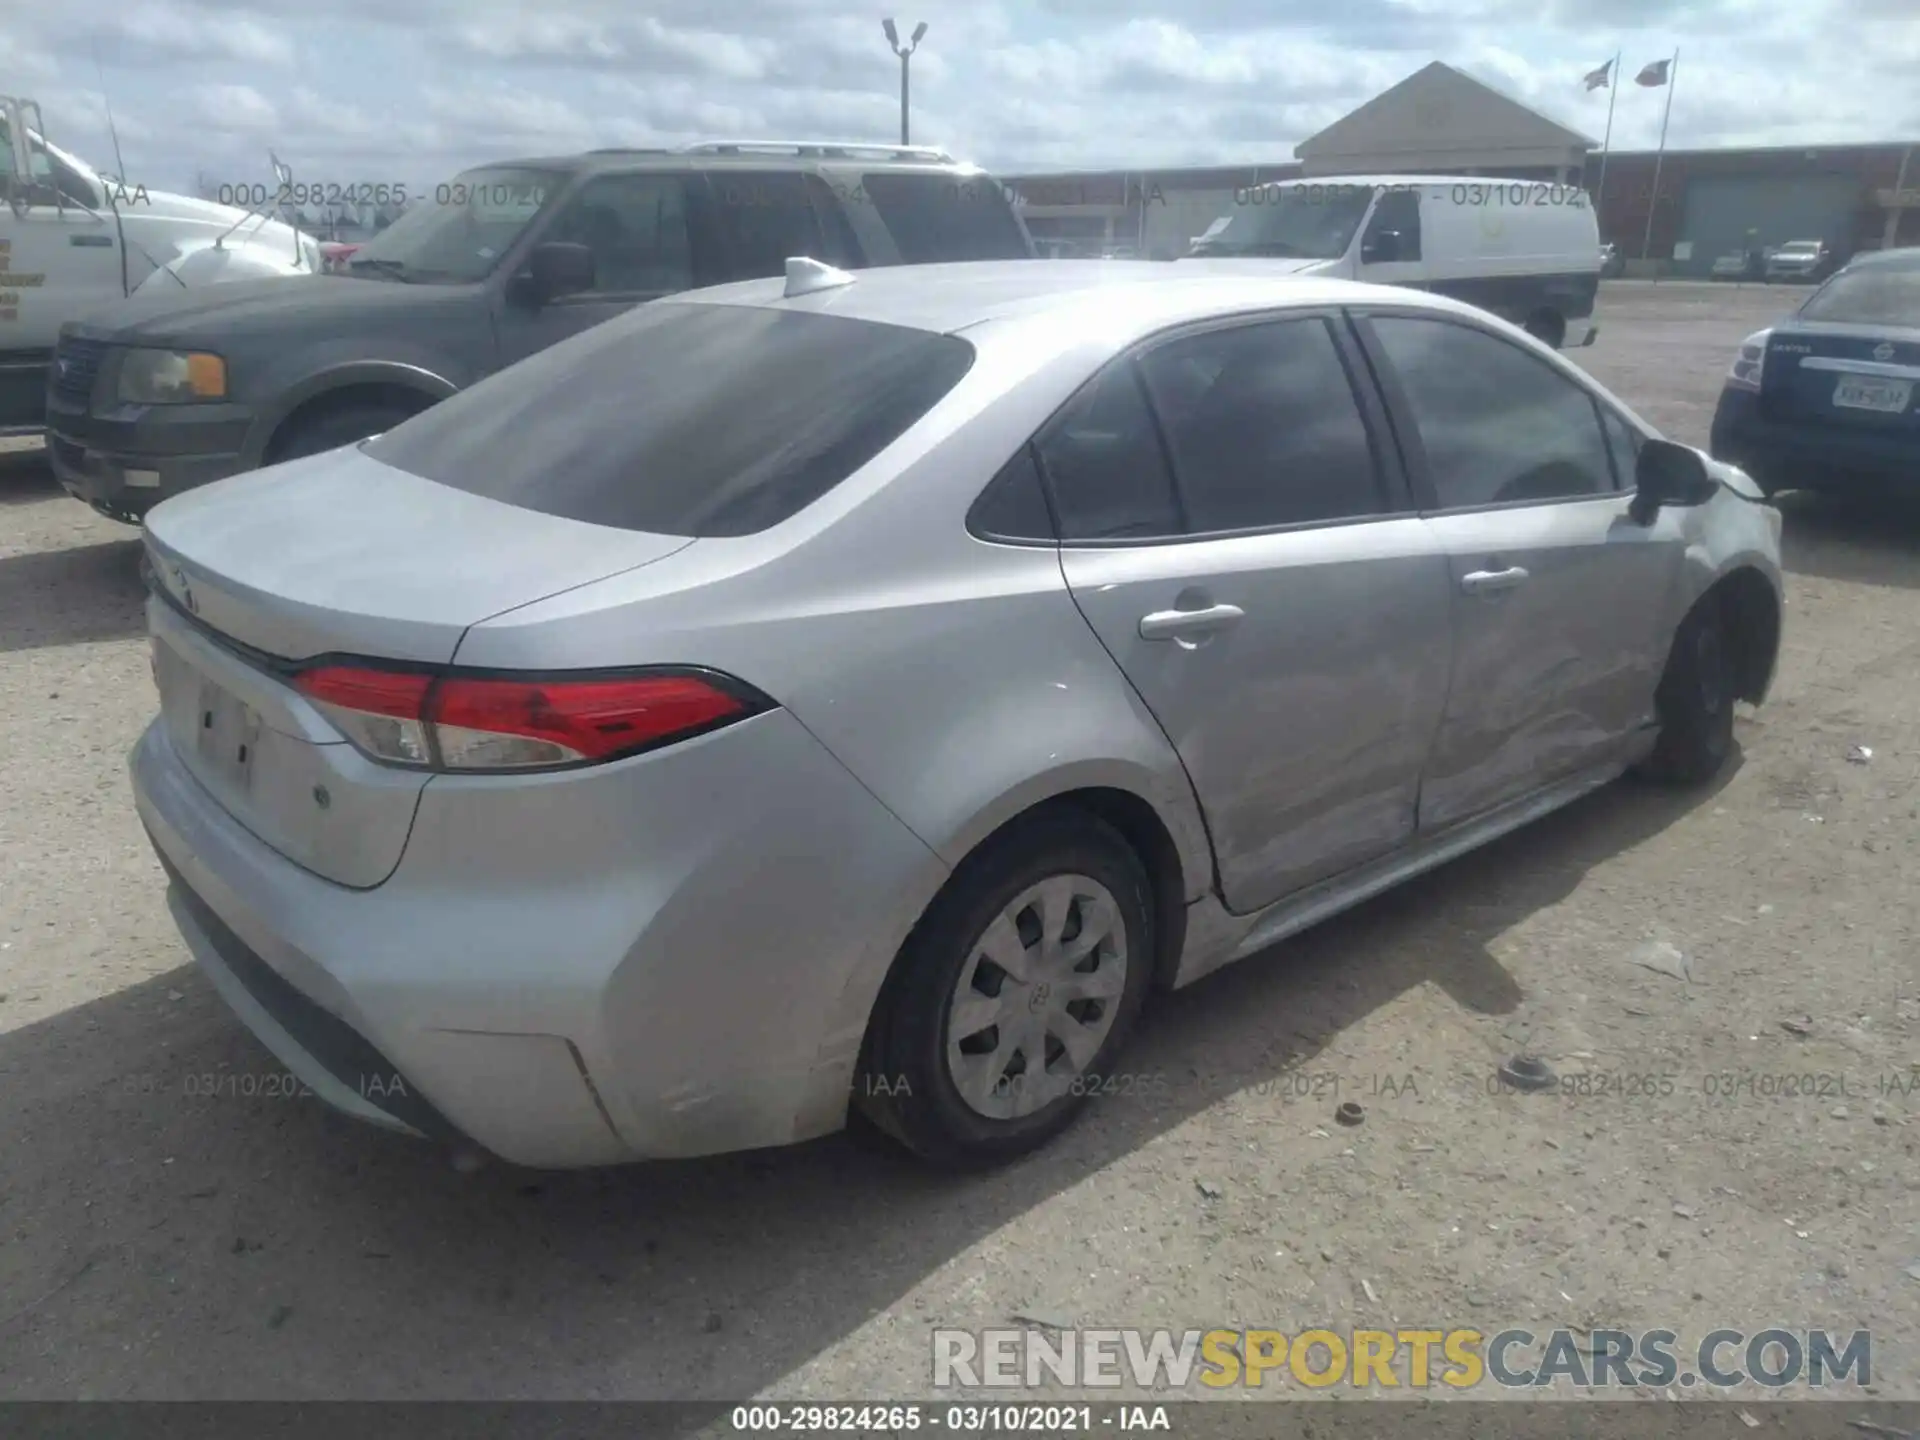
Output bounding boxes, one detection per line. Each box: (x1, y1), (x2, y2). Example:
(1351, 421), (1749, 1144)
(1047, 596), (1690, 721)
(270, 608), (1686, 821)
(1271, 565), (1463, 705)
(517, 242), (596, 305)
(1629, 438), (1719, 524)
(1361, 229), (1402, 264)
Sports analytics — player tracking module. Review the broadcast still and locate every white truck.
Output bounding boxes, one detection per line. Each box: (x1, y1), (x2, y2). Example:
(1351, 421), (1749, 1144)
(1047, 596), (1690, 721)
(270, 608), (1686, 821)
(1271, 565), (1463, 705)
(2, 94), (321, 435)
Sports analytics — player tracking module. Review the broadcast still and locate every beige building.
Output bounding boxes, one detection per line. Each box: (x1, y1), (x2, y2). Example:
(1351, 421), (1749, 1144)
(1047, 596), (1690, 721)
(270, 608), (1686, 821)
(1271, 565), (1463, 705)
(1295, 60), (1594, 181)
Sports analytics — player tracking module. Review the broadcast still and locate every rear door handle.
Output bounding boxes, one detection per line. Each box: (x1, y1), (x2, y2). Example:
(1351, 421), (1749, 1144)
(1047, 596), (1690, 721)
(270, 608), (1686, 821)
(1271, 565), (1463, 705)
(1139, 603), (1245, 640)
(1460, 566), (1530, 595)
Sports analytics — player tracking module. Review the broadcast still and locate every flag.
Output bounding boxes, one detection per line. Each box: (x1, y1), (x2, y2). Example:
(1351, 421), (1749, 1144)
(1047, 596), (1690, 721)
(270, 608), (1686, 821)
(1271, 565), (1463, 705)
(1635, 59), (1671, 87)
(1583, 60), (1613, 90)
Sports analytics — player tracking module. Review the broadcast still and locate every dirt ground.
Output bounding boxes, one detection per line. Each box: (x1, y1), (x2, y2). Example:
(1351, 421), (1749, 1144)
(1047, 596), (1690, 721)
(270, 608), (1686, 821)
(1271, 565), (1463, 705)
(1, 281), (1917, 1410)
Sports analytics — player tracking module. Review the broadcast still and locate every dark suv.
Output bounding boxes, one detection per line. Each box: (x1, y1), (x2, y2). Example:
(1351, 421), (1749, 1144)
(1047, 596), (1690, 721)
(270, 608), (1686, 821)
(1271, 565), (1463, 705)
(46, 141), (1035, 522)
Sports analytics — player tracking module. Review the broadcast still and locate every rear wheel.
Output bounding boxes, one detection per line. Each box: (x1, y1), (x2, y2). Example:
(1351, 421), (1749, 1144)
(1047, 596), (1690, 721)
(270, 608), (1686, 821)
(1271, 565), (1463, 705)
(269, 401), (420, 464)
(1523, 309), (1567, 348)
(1638, 594), (1737, 785)
(857, 809), (1154, 1168)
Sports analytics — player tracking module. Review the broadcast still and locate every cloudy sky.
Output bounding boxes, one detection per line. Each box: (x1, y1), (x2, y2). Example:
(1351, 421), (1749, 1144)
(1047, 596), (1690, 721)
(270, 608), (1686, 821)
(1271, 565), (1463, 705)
(7, 0), (1919, 196)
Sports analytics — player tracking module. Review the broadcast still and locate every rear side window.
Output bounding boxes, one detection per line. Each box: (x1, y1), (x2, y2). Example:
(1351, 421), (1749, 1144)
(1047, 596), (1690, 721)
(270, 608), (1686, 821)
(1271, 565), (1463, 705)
(1035, 363), (1182, 541)
(708, 171), (827, 281)
(860, 172), (1032, 263)
(1137, 319), (1386, 531)
(367, 304), (974, 537)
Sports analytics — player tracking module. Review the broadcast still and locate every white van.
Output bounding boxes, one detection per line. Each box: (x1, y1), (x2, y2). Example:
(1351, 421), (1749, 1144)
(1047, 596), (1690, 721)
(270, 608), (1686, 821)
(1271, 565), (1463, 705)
(1183, 175), (1602, 349)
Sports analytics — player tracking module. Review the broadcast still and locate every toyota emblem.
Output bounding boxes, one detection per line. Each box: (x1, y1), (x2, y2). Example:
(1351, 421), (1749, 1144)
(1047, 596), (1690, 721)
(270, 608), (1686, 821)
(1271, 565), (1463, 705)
(1873, 341), (1896, 362)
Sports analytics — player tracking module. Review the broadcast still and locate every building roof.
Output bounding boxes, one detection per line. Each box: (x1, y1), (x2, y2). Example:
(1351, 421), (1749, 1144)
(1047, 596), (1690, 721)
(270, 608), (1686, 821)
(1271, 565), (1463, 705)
(1296, 60), (1598, 160)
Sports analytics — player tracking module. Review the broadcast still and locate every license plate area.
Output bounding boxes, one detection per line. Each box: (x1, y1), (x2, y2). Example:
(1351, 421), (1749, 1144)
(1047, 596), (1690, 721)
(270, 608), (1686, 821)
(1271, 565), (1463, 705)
(1832, 375), (1913, 414)
(196, 678), (263, 794)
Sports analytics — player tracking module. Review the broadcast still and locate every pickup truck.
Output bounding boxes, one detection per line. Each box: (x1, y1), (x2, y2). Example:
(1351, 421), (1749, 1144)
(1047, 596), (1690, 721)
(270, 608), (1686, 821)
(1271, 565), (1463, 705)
(46, 140), (1037, 522)
(1, 94), (317, 439)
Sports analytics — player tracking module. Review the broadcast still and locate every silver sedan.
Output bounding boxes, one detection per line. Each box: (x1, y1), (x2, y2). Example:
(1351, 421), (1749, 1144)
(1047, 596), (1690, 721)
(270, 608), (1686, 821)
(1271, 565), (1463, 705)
(131, 259), (1784, 1169)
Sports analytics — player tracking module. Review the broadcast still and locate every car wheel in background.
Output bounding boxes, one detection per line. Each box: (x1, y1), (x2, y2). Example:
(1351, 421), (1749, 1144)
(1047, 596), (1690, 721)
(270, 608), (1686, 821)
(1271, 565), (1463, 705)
(1638, 592), (1737, 786)
(1523, 309), (1567, 349)
(269, 402), (422, 464)
(857, 807), (1155, 1168)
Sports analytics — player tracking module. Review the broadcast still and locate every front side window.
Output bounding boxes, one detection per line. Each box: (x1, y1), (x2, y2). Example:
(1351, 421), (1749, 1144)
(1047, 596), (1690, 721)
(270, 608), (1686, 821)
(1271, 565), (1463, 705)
(1138, 319), (1386, 532)
(543, 174), (692, 295)
(1369, 316), (1614, 509)
(1361, 189), (1421, 263)
(1600, 406), (1645, 490)
(367, 303), (975, 537)
(708, 170), (826, 281)
(347, 166), (558, 284)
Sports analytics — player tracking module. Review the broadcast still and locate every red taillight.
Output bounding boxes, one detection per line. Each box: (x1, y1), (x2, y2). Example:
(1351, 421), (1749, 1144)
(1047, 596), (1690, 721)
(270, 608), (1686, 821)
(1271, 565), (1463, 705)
(292, 665), (761, 771)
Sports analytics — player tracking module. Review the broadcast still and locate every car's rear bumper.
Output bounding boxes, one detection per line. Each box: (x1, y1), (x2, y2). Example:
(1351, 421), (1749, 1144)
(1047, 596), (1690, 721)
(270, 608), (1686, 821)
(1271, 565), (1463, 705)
(130, 705), (946, 1168)
(1709, 387), (1919, 491)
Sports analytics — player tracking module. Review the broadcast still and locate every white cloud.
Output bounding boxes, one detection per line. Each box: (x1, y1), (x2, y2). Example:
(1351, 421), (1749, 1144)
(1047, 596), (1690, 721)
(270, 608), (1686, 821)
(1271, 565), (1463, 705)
(1, 0), (1913, 196)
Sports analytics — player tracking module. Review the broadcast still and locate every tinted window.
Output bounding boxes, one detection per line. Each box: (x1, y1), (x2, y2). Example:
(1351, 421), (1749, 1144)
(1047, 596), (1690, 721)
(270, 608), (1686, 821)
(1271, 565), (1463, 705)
(367, 304), (974, 538)
(1139, 319), (1384, 532)
(1036, 363), (1182, 541)
(1361, 189), (1421, 262)
(860, 173), (1032, 263)
(968, 446), (1056, 542)
(1600, 406), (1644, 490)
(804, 175), (864, 267)
(1371, 317), (1614, 509)
(709, 171), (825, 280)
(543, 174), (692, 294)
(1799, 263), (1920, 327)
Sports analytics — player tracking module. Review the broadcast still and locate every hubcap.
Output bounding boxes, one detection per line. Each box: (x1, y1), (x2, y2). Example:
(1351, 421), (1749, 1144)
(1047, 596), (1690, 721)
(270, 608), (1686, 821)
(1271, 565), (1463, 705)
(945, 874), (1129, 1121)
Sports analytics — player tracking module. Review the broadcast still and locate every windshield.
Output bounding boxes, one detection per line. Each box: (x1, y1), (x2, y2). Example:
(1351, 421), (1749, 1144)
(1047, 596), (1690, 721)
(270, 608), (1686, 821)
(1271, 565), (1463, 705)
(1779, 242), (1821, 255)
(1188, 186), (1372, 260)
(345, 167), (560, 283)
(1799, 262), (1920, 327)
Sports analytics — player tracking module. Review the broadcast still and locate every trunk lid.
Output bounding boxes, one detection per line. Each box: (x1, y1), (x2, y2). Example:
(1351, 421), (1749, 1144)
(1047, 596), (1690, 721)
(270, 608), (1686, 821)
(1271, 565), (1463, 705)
(142, 445), (694, 888)
(1761, 323), (1920, 435)
(144, 444), (693, 664)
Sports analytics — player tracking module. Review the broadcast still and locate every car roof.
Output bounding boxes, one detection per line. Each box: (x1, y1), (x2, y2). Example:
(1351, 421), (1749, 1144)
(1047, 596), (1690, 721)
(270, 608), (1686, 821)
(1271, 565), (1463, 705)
(1843, 245), (1920, 273)
(662, 258), (1509, 337)
(458, 152), (987, 181)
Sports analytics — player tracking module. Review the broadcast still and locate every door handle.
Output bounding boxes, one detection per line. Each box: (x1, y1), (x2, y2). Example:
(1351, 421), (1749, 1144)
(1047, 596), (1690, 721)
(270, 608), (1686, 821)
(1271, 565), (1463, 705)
(1139, 603), (1245, 640)
(1460, 566), (1530, 595)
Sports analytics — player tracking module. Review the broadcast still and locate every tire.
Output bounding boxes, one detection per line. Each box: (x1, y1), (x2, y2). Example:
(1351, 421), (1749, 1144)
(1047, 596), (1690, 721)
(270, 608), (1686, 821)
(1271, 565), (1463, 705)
(857, 808), (1156, 1168)
(1524, 310), (1567, 349)
(1638, 593), (1737, 785)
(269, 402), (419, 464)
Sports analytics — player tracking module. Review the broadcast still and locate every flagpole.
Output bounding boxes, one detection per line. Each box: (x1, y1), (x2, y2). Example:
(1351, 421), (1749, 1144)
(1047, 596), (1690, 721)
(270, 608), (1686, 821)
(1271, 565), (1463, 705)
(1639, 48), (1679, 272)
(1593, 50), (1620, 217)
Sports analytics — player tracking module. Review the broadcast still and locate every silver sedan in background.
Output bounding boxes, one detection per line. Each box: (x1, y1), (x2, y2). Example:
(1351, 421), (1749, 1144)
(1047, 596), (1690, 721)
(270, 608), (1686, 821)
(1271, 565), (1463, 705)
(131, 260), (1783, 1170)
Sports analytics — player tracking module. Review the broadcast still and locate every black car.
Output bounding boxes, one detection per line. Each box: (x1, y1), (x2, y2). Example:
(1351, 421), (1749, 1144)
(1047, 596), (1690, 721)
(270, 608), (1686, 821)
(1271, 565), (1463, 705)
(1708, 246), (1920, 497)
(45, 141), (1035, 523)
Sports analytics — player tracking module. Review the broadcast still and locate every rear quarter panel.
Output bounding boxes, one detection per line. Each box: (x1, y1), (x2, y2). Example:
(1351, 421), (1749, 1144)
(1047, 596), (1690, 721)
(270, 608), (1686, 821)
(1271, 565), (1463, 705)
(448, 313), (1219, 1103)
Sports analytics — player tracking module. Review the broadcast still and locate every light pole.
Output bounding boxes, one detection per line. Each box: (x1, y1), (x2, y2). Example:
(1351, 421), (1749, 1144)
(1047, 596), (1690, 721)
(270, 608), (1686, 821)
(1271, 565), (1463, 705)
(882, 18), (927, 146)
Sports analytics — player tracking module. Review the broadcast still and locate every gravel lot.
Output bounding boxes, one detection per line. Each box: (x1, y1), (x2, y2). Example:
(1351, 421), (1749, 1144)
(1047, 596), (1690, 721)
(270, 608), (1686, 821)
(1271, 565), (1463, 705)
(2, 280), (1918, 1409)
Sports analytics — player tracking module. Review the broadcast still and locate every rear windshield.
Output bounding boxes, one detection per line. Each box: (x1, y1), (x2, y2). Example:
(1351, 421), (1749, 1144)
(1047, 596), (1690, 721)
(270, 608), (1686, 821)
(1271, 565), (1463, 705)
(860, 172), (1032, 263)
(366, 303), (974, 537)
(1798, 263), (1920, 327)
